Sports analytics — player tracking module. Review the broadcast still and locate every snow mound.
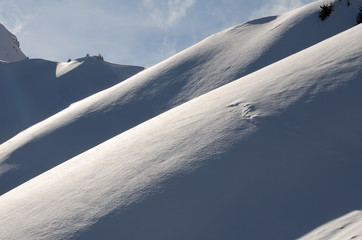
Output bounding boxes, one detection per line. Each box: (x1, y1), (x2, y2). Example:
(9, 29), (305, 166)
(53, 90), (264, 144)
(1, 10), (362, 239)
(56, 60), (83, 78)
(1, 0), (361, 197)
(0, 23), (26, 61)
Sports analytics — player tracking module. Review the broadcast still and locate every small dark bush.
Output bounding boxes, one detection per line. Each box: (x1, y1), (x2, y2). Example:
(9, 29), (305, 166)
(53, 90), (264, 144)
(96, 54), (104, 60)
(319, 3), (333, 21)
(357, 6), (362, 24)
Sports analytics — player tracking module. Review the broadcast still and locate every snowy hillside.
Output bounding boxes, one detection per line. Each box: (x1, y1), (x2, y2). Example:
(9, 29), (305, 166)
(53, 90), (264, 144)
(0, 23), (26, 61)
(0, 57), (144, 142)
(1, 16), (362, 240)
(1, 0), (362, 239)
(1, 0), (361, 197)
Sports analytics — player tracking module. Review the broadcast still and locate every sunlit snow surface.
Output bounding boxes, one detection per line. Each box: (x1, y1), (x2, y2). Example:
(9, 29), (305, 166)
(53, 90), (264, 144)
(0, 1), (362, 239)
(299, 211), (362, 240)
(56, 60), (83, 77)
(1, 0), (359, 196)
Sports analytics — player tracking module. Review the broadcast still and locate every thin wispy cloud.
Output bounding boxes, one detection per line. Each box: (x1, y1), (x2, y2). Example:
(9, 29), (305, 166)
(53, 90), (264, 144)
(0, 2), (31, 35)
(159, 36), (178, 61)
(248, 0), (309, 20)
(142, 0), (195, 26)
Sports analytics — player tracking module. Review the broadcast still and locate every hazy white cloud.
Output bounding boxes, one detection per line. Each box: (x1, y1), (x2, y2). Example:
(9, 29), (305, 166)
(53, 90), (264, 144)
(248, 0), (309, 20)
(142, 0), (195, 26)
(159, 36), (178, 61)
(0, 2), (32, 35)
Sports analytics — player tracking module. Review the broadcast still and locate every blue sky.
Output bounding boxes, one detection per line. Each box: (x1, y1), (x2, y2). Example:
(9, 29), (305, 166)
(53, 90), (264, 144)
(0, 0), (316, 67)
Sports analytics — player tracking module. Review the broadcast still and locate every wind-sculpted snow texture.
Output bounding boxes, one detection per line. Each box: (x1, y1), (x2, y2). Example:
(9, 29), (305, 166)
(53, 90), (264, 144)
(1, 0), (361, 198)
(0, 57), (144, 142)
(299, 211), (362, 240)
(1, 2), (362, 238)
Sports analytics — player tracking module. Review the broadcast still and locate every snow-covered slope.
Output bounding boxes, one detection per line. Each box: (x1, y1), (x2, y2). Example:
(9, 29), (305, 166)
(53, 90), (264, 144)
(1, 6), (362, 239)
(0, 23), (26, 61)
(0, 57), (144, 142)
(1, 0), (360, 196)
(299, 210), (362, 240)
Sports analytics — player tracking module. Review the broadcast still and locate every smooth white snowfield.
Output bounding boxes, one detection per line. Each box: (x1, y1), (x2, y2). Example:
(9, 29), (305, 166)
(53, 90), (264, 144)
(0, 57), (144, 142)
(0, 23), (26, 61)
(1, 15), (362, 240)
(1, 0), (361, 195)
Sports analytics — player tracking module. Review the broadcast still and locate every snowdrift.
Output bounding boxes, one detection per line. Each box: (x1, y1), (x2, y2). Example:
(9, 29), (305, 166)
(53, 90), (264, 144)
(1, 3), (362, 239)
(1, 0), (361, 197)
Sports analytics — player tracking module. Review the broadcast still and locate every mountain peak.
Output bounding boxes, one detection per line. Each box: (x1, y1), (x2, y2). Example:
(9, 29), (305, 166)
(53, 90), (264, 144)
(0, 23), (26, 62)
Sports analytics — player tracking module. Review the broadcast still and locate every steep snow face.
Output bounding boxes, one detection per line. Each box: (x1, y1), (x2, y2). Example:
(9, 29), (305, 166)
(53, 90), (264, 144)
(0, 23), (26, 61)
(299, 211), (362, 240)
(0, 57), (144, 142)
(1, 0), (360, 196)
(0, 17), (362, 240)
